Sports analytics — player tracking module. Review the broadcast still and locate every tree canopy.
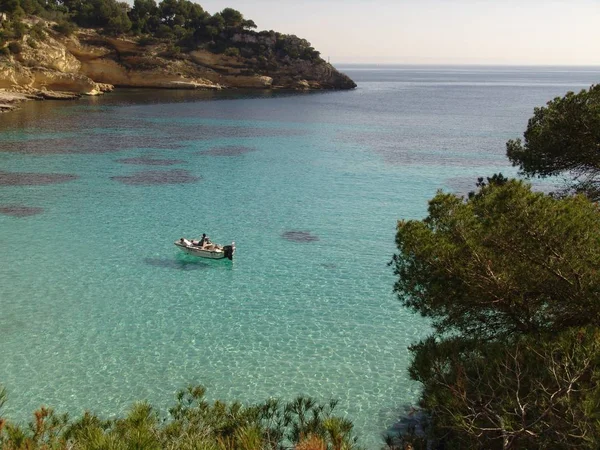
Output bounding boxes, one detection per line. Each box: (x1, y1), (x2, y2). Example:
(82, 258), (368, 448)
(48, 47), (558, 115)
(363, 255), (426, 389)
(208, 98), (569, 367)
(506, 84), (600, 200)
(0, 0), (322, 65)
(392, 177), (600, 449)
(393, 177), (600, 339)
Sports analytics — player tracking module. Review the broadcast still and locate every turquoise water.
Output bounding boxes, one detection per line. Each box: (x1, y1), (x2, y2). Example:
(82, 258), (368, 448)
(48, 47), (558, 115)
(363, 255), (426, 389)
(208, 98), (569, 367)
(1, 66), (599, 447)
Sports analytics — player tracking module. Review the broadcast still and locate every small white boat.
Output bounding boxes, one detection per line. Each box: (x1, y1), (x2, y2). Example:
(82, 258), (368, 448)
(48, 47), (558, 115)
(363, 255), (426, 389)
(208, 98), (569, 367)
(174, 237), (235, 260)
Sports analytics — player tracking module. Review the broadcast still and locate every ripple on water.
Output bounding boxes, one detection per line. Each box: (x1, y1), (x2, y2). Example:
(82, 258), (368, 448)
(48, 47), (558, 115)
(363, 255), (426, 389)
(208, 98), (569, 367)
(143, 257), (210, 271)
(158, 124), (306, 141)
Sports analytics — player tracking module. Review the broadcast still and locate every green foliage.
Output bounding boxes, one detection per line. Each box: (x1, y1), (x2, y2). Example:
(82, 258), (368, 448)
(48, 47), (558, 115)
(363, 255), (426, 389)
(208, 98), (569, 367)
(274, 34), (321, 61)
(203, 12), (225, 37)
(19, 0), (43, 15)
(0, 0), (23, 16)
(162, 42), (180, 58)
(408, 329), (600, 449)
(507, 84), (600, 200)
(154, 0), (207, 36)
(223, 46), (239, 57)
(129, 0), (158, 34)
(7, 19), (26, 38)
(103, 8), (131, 36)
(392, 177), (600, 449)
(220, 7), (243, 29)
(154, 23), (173, 39)
(0, 385), (362, 449)
(66, 0), (131, 34)
(137, 34), (158, 46)
(53, 19), (76, 36)
(29, 20), (45, 39)
(392, 177), (600, 339)
(0, 0), (326, 68)
(0, 27), (10, 44)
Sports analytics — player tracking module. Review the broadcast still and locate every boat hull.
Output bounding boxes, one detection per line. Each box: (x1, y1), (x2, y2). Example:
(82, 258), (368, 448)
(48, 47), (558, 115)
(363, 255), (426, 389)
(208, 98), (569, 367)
(174, 239), (235, 260)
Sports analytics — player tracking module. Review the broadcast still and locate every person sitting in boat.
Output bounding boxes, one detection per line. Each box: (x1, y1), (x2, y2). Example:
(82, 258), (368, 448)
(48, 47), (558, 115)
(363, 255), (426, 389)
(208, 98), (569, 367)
(198, 234), (209, 248)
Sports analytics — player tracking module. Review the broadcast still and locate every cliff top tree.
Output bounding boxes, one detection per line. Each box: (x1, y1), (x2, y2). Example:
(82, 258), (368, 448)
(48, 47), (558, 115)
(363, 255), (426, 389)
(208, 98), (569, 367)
(507, 84), (600, 200)
(220, 7), (255, 30)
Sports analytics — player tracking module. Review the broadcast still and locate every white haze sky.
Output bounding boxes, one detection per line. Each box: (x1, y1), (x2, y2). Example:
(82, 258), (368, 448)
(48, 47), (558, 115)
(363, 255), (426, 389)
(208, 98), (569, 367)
(196, 0), (600, 65)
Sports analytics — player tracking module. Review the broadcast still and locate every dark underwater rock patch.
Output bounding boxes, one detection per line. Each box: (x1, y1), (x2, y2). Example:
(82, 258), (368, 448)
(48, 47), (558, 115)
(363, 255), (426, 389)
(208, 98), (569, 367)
(111, 169), (200, 185)
(0, 124), (297, 156)
(320, 263), (337, 269)
(0, 205), (44, 217)
(116, 156), (185, 166)
(144, 257), (209, 271)
(201, 145), (257, 156)
(0, 135), (184, 155)
(281, 231), (320, 242)
(0, 170), (78, 186)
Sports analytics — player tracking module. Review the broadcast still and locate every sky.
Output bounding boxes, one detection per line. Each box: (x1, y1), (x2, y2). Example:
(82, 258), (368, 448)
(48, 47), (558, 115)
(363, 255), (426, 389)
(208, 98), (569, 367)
(196, 0), (600, 65)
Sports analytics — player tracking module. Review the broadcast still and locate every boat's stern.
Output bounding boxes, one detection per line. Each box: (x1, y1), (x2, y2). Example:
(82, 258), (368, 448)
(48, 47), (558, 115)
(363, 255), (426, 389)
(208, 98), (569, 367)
(222, 242), (235, 260)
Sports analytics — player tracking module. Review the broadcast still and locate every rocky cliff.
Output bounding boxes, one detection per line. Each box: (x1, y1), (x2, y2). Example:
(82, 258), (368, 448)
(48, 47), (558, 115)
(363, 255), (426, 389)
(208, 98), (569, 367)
(0, 19), (356, 111)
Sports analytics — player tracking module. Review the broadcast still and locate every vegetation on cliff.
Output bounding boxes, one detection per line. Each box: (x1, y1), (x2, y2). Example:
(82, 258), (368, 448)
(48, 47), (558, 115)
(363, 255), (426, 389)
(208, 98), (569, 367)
(0, 385), (361, 449)
(390, 89), (600, 449)
(0, 0), (356, 90)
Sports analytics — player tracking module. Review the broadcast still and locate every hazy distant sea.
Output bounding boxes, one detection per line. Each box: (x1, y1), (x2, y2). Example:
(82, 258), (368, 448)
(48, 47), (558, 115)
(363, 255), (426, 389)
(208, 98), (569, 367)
(1, 65), (598, 447)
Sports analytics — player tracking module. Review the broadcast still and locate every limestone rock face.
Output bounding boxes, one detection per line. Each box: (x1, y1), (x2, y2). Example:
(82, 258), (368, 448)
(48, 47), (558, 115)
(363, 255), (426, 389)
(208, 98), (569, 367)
(0, 65), (34, 89)
(30, 67), (108, 94)
(16, 33), (81, 73)
(221, 75), (273, 88)
(79, 57), (220, 89)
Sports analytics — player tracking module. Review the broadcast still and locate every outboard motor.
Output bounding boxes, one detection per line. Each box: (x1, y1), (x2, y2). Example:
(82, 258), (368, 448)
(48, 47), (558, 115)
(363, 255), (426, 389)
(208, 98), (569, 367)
(223, 244), (235, 260)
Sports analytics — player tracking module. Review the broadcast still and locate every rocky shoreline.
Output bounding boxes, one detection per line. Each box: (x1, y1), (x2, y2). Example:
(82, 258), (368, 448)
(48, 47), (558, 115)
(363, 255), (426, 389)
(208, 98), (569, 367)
(0, 85), (115, 113)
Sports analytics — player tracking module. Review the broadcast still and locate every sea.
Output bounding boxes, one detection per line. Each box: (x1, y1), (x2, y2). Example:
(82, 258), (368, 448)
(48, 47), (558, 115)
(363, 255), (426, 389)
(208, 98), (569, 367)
(1, 65), (599, 448)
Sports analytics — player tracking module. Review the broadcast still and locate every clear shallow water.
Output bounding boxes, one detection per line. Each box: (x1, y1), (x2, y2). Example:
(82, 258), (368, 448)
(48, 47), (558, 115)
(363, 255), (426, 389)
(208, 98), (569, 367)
(1, 66), (599, 447)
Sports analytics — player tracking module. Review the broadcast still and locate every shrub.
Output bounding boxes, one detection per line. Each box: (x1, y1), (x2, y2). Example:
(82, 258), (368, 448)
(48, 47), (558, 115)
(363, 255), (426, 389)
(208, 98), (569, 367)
(10, 20), (26, 38)
(8, 41), (21, 53)
(155, 24), (174, 40)
(0, 385), (362, 449)
(137, 35), (158, 46)
(223, 46), (240, 57)
(162, 43), (180, 58)
(29, 21), (45, 40)
(53, 19), (76, 36)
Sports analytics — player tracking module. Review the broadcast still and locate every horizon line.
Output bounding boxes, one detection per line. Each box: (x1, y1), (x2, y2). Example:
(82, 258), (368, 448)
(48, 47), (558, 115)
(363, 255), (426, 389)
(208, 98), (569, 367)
(332, 62), (600, 68)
